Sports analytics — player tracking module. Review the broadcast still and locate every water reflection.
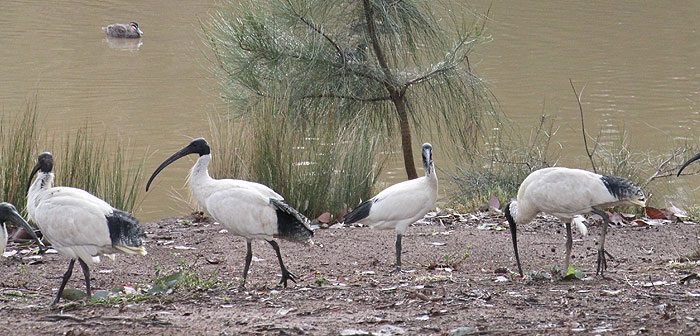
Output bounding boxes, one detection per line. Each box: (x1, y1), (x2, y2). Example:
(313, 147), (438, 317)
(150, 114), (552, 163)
(103, 37), (143, 52)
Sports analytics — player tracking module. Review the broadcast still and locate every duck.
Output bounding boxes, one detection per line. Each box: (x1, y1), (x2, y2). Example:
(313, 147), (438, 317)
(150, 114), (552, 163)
(102, 21), (143, 38)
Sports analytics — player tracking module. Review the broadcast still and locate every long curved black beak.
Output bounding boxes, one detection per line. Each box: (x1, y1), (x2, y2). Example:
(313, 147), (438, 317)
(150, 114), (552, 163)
(422, 143), (433, 176)
(146, 145), (195, 191)
(504, 201), (523, 276)
(0, 203), (46, 250)
(677, 151), (700, 176)
(25, 160), (43, 195)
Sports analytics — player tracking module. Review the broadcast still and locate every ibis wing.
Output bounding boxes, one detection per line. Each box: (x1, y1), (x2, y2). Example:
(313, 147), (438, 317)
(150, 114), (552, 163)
(269, 198), (313, 242)
(204, 188), (279, 239)
(343, 198), (373, 224)
(269, 198), (312, 230)
(346, 178), (436, 231)
(32, 192), (113, 261)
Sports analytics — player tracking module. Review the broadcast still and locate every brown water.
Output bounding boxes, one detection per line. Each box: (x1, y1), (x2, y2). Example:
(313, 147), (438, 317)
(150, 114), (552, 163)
(2, 1), (699, 221)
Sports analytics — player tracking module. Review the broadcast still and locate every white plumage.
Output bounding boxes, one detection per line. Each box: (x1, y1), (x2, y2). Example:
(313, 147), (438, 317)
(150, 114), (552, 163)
(27, 152), (146, 305)
(146, 138), (313, 288)
(344, 143), (438, 272)
(0, 223), (5, 253)
(504, 167), (646, 277)
(0, 202), (45, 255)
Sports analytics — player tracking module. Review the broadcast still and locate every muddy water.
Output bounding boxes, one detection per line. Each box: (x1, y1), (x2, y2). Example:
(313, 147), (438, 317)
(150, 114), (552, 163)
(1, 1), (699, 221)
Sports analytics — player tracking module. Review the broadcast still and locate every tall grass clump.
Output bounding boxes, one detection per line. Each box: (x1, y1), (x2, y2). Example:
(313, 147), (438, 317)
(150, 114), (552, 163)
(449, 114), (559, 211)
(209, 100), (383, 219)
(0, 100), (143, 214)
(57, 126), (144, 213)
(0, 101), (41, 210)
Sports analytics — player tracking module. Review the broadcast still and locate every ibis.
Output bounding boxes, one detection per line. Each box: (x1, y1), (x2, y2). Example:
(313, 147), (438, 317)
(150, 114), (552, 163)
(343, 143), (438, 273)
(0, 202), (45, 254)
(504, 167), (646, 277)
(145, 138), (313, 288)
(27, 152), (147, 304)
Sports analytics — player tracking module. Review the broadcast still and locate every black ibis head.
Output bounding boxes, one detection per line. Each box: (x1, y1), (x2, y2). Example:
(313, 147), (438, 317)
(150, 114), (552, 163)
(26, 152), (54, 193)
(677, 151), (700, 177)
(0, 202), (46, 250)
(146, 138), (211, 191)
(421, 143), (433, 175)
(600, 175), (646, 208)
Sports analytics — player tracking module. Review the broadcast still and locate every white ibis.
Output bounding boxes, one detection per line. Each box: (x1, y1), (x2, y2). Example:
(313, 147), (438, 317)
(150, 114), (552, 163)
(0, 202), (45, 254)
(26, 152), (147, 304)
(145, 138), (313, 288)
(343, 143), (438, 273)
(504, 167), (646, 277)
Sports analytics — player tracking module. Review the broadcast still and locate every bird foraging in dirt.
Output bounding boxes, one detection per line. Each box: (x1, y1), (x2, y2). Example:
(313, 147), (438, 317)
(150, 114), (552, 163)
(145, 138), (313, 288)
(343, 143), (438, 273)
(26, 152), (147, 305)
(504, 167), (646, 277)
(0, 202), (45, 254)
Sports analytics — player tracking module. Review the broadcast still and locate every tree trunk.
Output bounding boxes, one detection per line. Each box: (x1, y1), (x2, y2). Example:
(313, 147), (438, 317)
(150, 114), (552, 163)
(393, 94), (417, 179)
(363, 0), (417, 180)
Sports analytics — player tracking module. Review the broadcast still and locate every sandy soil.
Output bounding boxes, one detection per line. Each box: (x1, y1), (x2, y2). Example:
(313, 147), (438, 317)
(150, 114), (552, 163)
(0, 210), (699, 335)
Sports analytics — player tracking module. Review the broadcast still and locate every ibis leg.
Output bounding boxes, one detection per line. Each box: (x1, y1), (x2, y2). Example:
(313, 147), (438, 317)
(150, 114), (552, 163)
(267, 240), (297, 287)
(53, 259), (77, 305)
(391, 234), (403, 274)
(77, 258), (92, 299)
(592, 208), (611, 276)
(240, 240), (253, 289)
(564, 221), (573, 273)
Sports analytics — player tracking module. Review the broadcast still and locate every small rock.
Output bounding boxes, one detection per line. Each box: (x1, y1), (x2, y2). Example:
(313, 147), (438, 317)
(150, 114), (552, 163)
(376, 324), (406, 335)
(340, 329), (370, 336)
(92, 290), (111, 299)
(449, 326), (478, 336)
(61, 288), (86, 301)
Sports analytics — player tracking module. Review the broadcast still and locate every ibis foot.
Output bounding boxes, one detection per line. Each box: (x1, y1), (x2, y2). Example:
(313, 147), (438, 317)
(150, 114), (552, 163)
(390, 266), (404, 274)
(279, 269), (298, 288)
(596, 249), (615, 276)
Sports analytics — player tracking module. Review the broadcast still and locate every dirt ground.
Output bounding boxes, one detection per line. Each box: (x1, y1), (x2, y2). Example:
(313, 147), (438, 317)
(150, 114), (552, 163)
(1, 209), (699, 335)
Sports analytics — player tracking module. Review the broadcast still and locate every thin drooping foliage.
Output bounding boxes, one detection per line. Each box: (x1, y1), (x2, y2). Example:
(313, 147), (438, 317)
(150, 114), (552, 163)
(208, 99), (384, 218)
(206, 0), (496, 179)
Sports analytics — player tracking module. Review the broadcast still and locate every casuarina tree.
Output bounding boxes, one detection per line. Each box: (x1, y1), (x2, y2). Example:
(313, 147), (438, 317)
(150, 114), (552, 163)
(206, 0), (494, 179)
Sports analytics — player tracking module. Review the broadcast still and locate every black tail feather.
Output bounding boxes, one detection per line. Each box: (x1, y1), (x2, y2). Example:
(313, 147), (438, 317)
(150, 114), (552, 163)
(343, 199), (373, 224)
(270, 199), (313, 242)
(106, 209), (146, 247)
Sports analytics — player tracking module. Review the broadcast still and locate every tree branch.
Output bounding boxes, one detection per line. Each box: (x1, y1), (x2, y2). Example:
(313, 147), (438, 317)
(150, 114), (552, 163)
(570, 79), (597, 173)
(363, 0), (397, 92)
(300, 93), (391, 102)
(286, 1), (344, 62)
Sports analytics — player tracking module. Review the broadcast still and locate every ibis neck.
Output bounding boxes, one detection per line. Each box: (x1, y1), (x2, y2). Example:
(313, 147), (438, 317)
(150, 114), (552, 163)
(188, 154), (215, 204)
(27, 172), (53, 219)
(425, 163), (437, 183)
(29, 172), (53, 194)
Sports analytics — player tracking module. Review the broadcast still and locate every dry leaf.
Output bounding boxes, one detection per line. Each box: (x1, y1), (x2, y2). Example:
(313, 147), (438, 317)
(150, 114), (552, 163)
(645, 206), (666, 219)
